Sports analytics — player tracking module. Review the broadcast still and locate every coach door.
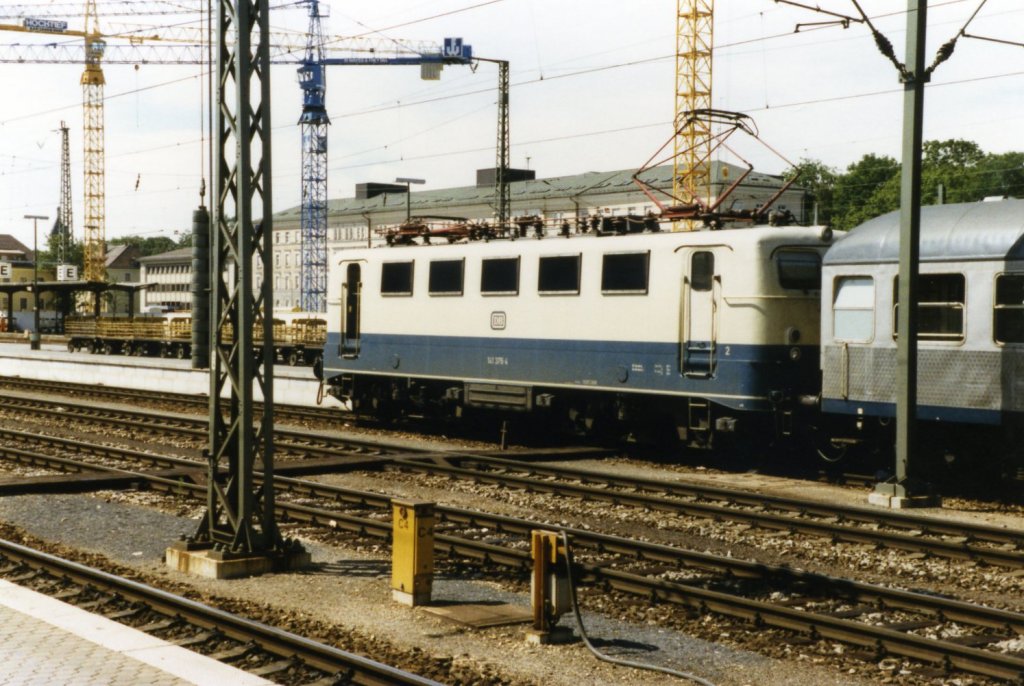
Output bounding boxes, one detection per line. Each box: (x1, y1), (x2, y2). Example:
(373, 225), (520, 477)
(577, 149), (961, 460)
(340, 262), (361, 356)
(681, 249), (718, 377)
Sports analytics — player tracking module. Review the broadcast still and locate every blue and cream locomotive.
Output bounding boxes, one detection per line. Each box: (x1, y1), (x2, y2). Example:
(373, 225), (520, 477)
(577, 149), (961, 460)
(319, 224), (836, 446)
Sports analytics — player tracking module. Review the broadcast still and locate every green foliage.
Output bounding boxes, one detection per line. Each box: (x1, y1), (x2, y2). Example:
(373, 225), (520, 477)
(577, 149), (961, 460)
(799, 139), (1024, 230)
(109, 235), (180, 257)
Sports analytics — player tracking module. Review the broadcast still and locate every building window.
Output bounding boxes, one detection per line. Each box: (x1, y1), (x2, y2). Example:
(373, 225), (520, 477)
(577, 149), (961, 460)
(995, 273), (1024, 344)
(777, 249), (821, 291)
(429, 259), (464, 295)
(691, 251), (714, 292)
(601, 252), (649, 294)
(833, 276), (874, 342)
(481, 257), (519, 295)
(538, 255), (581, 294)
(893, 274), (965, 341)
(381, 261), (414, 296)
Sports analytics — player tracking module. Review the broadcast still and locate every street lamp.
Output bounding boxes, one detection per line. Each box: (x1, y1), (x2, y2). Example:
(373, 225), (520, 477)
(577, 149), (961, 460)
(24, 214), (48, 351)
(395, 177), (425, 222)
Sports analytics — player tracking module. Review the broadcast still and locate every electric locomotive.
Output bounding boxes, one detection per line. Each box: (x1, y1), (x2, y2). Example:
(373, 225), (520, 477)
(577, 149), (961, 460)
(319, 223), (837, 447)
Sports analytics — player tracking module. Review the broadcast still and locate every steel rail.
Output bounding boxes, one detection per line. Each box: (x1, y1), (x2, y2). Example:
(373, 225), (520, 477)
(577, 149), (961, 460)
(444, 454), (1024, 547)
(0, 538), (442, 686)
(4, 442), (1024, 676)
(4, 395), (1023, 570)
(0, 375), (340, 424)
(385, 457), (1024, 568)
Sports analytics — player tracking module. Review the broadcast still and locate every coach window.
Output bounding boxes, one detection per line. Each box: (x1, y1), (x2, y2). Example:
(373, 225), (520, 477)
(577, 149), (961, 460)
(994, 274), (1024, 344)
(777, 249), (821, 290)
(601, 251), (649, 294)
(380, 261), (414, 296)
(833, 276), (874, 342)
(481, 257), (519, 295)
(893, 273), (965, 341)
(429, 259), (465, 295)
(691, 251), (714, 292)
(538, 254), (581, 294)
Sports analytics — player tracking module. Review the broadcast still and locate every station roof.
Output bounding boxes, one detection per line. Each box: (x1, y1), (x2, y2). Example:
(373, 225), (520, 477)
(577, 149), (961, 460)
(273, 162), (791, 222)
(824, 198), (1024, 264)
(0, 280), (148, 296)
(137, 247), (192, 264)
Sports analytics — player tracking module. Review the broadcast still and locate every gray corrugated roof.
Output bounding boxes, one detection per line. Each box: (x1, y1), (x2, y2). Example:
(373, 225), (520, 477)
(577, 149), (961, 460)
(274, 161), (787, 220)
(137, 247), (192, 263)
(824, 199), (1024, 264)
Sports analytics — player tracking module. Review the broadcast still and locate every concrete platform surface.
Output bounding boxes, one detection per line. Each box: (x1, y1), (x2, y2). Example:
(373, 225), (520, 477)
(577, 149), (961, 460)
(0, 343), (335, 408)
(0, 579), (273, 685)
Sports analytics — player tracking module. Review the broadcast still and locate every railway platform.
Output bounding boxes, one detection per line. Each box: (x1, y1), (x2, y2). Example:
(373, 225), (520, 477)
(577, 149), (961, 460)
(0, 342), (336, 408)
(0, 579), (271, 686)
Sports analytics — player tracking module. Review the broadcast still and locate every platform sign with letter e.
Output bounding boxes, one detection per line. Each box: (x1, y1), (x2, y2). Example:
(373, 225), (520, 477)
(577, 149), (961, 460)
(0, 262), (10, 280)
(57, 264), (78, 281)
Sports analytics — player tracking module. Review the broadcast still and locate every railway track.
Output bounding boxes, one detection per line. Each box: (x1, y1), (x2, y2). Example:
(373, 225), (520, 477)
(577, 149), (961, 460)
(0, 538), (439, 686)
(0, 375), (338, 425)
(2, 439), (1024, 680)
(4, 389), (1023, 571)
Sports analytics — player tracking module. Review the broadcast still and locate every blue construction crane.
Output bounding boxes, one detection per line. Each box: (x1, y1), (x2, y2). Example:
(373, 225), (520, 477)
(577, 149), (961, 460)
(296, 0), (473, 312)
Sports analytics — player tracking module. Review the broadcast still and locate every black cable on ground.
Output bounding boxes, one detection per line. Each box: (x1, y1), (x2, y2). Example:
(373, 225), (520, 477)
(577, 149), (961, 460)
(560, 531), (717, 685)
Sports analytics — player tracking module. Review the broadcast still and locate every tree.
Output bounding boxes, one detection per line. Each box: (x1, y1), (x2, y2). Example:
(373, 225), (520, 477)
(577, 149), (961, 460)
(831, 153), (900, 230)
(787, 158), (837, 225)
(109, 235), (179, 257)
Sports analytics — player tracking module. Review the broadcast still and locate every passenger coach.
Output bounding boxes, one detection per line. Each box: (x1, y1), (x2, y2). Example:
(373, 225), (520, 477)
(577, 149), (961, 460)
(320, 225), (835, 446)
(820, 198), (1024, 470)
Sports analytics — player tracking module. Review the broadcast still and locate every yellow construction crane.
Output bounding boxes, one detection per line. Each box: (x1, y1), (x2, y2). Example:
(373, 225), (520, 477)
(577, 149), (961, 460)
(0, 7), (197, 282)
(675, 0), (714, 231)
(82, 0), (105, 282)
(0, 8), (143, 281)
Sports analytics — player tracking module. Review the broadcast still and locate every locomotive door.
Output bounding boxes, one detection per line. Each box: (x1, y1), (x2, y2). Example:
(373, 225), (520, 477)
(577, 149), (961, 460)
(340, 262), (361, 356)
(682, 249), (718, 377)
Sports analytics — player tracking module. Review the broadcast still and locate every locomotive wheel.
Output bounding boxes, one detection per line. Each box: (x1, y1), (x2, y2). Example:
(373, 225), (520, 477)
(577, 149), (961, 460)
(85, 341), (96, 354)
(123, 343), (134, 356)
(67, 341), (76, 353)
(287, 350), (300, 366)
(175, 344), (187, 359)
(102, 343), (113, 355)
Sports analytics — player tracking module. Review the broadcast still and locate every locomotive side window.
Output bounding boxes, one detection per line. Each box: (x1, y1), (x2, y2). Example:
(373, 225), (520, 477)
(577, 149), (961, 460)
(481, 257), (520, 295)
(601, 251), (649, 294)
(380, 261), (414, 296)
(833, 276), (874, 342)
(429, 259), (465, 295)
(538, 255), (581, 294)
(893, 273), (965, 341)
(691, 251), (714, 292)
(776, 250), (821, 290)
(994, 274), (1024, 344)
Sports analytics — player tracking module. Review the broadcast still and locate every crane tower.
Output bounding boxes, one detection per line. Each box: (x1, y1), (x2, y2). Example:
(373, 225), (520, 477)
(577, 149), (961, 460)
(82, 0), (106, 281)
(675, 0), (713, 230)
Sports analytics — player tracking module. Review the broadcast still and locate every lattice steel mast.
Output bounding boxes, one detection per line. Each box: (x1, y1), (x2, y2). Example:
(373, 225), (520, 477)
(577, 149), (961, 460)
(82, 0), (106, 280)
(297, 0), (328, 313)
(675, 0), (713, 231)
(57, 120), (73, 266)
(191, 0), (296, 562)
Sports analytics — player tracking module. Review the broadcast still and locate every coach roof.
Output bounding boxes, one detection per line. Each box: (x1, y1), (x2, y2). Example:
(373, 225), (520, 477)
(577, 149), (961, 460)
(824, 198), (1024, 265)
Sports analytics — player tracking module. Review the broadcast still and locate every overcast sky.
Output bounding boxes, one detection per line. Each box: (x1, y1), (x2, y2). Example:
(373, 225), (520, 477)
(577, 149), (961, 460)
(0, 0), (1021, 248)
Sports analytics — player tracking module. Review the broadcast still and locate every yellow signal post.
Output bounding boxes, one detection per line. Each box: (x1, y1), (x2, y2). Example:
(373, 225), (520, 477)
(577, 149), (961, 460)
(391, 499), (435, 607)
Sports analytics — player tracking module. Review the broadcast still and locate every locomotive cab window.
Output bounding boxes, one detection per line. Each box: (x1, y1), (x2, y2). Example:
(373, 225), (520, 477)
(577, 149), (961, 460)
(833, 276), (874, 342)
(994, 273), (1024, 344)
(538, 254), (581, 294)
(893, 273), (965, 341)
(481, 257), (520, 295)
(691, 251), (714, 292)
(601, 251), (649, 294)
(776, 249), (822, 290)
(380, 261), (414, 296)
(429, 259), (465, 295)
